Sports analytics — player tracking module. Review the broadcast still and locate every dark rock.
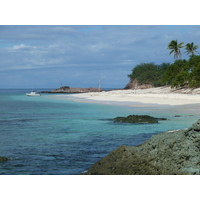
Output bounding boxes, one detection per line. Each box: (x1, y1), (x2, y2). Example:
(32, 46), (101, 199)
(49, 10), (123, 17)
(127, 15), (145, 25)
(0, 156), (8, 162)
(191, 120), (200, 131)
(83, 119), (200, 175)
(113, 115), (167, 124)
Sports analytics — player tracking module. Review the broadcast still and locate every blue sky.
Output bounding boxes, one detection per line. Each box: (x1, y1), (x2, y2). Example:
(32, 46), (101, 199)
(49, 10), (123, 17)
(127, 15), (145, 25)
(0, 25), (200, 89)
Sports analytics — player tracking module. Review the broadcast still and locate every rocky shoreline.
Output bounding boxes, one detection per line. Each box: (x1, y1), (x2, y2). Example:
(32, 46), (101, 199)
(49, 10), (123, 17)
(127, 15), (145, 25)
(41, 86), (103, 93)
(83, 119), (200, 175)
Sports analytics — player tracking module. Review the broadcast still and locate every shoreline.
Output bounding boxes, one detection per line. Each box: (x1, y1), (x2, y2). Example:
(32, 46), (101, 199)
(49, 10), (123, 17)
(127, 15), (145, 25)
(83, 119), (200, 175)
(52, 87), (200, 106)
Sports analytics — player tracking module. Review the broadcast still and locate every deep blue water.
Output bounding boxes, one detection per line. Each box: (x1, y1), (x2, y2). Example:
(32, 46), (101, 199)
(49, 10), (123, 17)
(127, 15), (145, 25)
(0, 89), (200, 175)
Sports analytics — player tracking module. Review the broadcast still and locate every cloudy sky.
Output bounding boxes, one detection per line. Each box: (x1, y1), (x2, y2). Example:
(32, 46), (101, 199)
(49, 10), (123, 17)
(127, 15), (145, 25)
(0, 25), (200, 89)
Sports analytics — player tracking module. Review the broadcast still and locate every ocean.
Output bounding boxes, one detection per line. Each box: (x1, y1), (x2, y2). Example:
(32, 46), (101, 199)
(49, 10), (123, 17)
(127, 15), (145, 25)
(0, 89), (200, 175)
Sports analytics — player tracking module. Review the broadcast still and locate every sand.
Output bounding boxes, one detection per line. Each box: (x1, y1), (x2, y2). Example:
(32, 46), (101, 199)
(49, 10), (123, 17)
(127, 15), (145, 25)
(55, 87), (200, 106)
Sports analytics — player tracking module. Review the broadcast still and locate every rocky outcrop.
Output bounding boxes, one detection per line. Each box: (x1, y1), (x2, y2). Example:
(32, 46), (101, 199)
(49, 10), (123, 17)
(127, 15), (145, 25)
(83, 119), (200, 175)
(113, 115), (167, 124)
(41, 86), (103, 93)
(124, 79), (153, 90)
(0, 156), (8, 162)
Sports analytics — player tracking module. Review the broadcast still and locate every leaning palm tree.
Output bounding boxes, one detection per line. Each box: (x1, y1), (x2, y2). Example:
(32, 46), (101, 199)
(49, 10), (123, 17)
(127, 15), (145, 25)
(185, 42), (199, 56)
(167, 40), (184, 59)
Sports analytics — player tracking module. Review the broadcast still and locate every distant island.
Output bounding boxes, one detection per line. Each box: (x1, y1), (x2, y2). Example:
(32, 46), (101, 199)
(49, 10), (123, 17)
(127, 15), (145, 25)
(41, 86), (103, 94)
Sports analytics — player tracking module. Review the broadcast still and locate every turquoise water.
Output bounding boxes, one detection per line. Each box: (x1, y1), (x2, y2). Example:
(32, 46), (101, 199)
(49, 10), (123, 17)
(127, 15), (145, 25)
(0, 89), (200, 175)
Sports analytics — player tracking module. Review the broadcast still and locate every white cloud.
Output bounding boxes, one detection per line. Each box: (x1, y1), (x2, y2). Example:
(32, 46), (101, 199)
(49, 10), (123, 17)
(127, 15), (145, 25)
(12, 44), (27, 50)
(1, 25), (200, 88)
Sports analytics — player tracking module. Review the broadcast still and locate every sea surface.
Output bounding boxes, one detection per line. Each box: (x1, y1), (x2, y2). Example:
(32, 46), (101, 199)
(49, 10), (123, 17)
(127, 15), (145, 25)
(0, 89), (200, 175)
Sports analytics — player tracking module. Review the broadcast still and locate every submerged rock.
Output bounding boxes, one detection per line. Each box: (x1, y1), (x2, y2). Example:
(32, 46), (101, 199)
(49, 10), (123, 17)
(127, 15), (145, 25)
(113, 115), (167, 124)
(0, 156), (8, 162)
(84, 119), (200, 175)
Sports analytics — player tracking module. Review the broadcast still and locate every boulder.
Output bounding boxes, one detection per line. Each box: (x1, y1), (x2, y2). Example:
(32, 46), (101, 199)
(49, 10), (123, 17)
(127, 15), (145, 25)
(83, 119), (200, 175)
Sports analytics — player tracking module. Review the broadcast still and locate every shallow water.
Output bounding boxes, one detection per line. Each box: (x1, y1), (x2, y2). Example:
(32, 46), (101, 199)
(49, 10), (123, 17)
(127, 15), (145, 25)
(0, 89), (200, 174)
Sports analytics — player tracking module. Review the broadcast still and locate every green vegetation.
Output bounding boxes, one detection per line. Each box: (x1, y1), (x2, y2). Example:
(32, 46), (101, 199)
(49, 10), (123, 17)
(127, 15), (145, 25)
(127, 40), (200, 89)
(167, 40), (184, 59)
(185, 42), (199, 57)
(167, 40), (199, 59)
(129, 56), (200, 89)
(128, 63), (170, 87)
(162, 55), (200, 88)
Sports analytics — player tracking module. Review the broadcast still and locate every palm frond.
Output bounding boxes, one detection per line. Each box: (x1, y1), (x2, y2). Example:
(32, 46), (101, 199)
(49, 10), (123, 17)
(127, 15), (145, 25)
(167, 40), (184, 59)
(177, 42), (184, 48)
(185, 42), (199, 56)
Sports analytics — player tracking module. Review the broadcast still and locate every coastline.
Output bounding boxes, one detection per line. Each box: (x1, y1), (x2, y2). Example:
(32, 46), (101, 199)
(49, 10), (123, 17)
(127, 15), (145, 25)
(83, 119), (200, 175)
(52, 87), (200, 106)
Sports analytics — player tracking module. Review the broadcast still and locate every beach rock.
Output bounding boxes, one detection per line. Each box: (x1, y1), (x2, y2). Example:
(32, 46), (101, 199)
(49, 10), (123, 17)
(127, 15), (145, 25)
(124, 79), (153, 90)
(113, 115), (167, 124)
(0, 156), (8, 162)
(41, 86), (103, 93)
(84, 119), (200, 175)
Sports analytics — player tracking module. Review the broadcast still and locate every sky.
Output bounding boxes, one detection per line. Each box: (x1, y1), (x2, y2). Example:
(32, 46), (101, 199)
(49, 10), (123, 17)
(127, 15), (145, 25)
(0, 25), (200, 89)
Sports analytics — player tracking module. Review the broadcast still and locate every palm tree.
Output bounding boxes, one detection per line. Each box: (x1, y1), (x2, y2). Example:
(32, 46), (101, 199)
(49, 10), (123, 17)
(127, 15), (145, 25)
(185, 42), (199, 56)
(167, 40), (184, 59)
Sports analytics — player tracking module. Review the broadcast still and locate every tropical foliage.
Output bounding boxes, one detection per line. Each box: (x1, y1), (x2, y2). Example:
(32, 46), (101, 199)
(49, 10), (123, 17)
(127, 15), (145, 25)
(128, 63), (170, 87)
(127, 40), (200, 89)
(167, 40), (199, 59)
(162, 55), (200, 88)
(162, 59), (188, 87)
(167, 40), (184, 59)
(185, 42), (199, 56)
(128, 56), (200, 89)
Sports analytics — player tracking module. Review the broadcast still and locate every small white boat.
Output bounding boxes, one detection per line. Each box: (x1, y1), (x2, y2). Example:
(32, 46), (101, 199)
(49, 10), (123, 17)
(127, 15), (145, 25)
(26, 91), (41, 96)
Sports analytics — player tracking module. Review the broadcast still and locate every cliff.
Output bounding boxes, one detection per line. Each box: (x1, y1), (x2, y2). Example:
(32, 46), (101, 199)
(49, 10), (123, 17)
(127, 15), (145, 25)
(41, 86), (103, 93)
(124, 79), (153, 89)
(83, 119), (200, 175)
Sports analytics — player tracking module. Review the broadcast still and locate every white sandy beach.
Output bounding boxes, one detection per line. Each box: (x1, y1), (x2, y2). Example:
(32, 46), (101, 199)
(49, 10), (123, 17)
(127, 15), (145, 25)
(60, 87), (200, 106)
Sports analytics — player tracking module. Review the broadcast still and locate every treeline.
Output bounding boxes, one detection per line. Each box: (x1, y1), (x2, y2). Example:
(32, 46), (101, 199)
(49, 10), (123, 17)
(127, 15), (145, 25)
(128, 62), (170, 87)
(163, 55), (200, 88)
(128, 55), (200, 88)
